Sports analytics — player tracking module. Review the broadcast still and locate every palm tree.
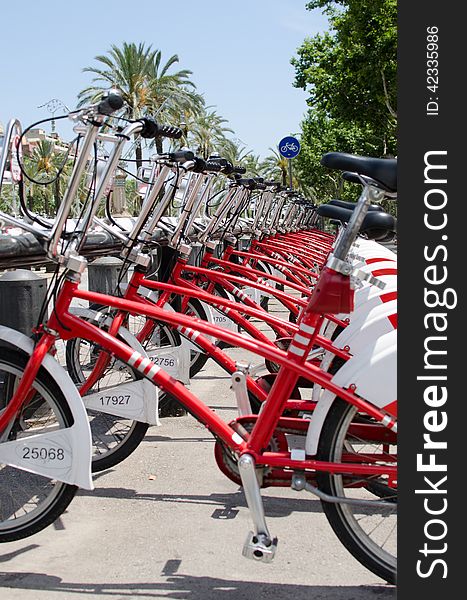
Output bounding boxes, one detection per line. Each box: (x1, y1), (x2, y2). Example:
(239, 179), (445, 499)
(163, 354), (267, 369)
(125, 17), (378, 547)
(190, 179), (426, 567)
(187, 108), (234, 159)
(78, 43), (202, 167)
(260, 148), (289, 186)
(145, 51), (204, 152)
(217, 138), (252, 166)
(23, 140), (70, 215)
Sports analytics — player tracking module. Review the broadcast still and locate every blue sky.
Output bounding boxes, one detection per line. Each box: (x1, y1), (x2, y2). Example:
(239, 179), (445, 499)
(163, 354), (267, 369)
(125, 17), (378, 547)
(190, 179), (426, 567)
(0, 1), (328, 158)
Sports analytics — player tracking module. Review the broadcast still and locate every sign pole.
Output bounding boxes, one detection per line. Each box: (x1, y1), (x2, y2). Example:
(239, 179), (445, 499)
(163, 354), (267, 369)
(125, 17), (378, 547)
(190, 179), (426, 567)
(288, 159), (293, 190)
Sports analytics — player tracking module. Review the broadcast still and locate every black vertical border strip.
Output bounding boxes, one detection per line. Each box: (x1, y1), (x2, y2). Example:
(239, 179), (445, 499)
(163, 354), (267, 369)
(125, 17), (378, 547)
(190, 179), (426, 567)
(398, 2), (464, 597)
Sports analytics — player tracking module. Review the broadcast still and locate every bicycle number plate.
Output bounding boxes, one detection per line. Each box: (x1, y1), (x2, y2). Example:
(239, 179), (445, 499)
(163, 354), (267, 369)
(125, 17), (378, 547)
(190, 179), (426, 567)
(0, 428), (76, 484)
(211, 307), (239, 332)
(147, 344), (190, 385)
(83, 379), (160, 425)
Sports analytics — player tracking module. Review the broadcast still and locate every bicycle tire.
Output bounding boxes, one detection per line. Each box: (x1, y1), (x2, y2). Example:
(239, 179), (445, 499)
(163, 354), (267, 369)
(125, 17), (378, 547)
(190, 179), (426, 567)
(316, 398), (397, 583)
(0, 348), (78, 542)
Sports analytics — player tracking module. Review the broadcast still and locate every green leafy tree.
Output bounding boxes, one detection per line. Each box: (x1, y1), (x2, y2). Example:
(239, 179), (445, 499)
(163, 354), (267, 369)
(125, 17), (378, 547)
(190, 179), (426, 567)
(260, 148), (290, 186)
(292, 0), (396, 202)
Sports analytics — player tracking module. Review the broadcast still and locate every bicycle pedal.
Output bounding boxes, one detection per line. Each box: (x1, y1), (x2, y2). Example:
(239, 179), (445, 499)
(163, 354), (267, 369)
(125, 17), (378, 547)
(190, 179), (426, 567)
(242, 531), (278, 563)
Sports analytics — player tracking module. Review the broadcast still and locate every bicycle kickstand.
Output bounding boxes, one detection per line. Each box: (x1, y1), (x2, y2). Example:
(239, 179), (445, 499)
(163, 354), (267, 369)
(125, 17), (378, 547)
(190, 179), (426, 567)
(238, 453), (278, 563)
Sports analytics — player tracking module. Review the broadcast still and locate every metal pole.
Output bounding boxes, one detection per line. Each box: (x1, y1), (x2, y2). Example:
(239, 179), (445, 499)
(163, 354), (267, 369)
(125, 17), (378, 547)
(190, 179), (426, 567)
(288, 159), (293, 190)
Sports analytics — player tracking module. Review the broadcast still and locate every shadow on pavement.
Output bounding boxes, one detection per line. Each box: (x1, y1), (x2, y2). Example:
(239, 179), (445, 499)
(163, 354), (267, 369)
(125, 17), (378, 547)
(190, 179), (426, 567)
(77, 488), (324, 517)
(0, 545), (39, 564)
(0, 570), (396, 599)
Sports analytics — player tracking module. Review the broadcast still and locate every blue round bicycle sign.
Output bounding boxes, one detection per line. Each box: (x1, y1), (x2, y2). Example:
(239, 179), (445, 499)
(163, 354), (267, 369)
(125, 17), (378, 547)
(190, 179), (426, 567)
(278, 136), (301, 159)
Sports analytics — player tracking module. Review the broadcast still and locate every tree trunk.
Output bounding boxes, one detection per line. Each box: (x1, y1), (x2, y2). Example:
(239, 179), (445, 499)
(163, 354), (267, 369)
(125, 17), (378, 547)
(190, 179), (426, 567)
(54, 178), (60, 214)
(135, 141), (143, 172)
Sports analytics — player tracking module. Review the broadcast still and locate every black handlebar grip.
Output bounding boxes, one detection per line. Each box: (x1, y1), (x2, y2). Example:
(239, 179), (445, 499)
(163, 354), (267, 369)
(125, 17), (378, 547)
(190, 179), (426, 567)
(237, 178), (256, 189)
(204, 161), (223, 173)
(232, 165), (246, 174)
(192, 157), (207, 173)
(139, 117), (159, 138)
(209, 156), (229, 167)
(97, 93), (124, 116)
(157, 124), (183, 139)
(168, 150), (195, 162)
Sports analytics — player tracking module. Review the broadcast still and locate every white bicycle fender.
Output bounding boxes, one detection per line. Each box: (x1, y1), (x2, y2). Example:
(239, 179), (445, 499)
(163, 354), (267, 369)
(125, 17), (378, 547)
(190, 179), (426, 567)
(306, 329), (397, 456)
(312, 301), (397, 403)
(342, 299), (397, 346)
(0, 326), (93, 490)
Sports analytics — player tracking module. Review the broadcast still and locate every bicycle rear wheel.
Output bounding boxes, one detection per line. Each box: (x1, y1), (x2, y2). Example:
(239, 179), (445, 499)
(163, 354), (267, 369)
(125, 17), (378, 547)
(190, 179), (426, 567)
(0, 348), (78, 542)
(316, 398), (397, 583)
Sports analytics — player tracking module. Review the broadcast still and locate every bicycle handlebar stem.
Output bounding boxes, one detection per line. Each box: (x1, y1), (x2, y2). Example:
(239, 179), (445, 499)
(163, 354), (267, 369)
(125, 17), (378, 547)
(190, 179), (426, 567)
(170, 172), (208, 248)
(138, 165), (181, 243)
(74, 120), (144, 255)
(47, 116), (105, 260)
(184, 173), (216, 236)
(331, 184), (383, 262)
(197, 185), (239, 244)
(122, 162), (172, 252)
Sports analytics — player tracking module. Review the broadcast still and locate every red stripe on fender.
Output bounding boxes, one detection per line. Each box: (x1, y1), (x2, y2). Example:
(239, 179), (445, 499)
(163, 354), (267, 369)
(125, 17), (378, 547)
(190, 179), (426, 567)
(381, 291), (397, 303)
(371, 268), (398, 277)
(365, 257), (395, 265)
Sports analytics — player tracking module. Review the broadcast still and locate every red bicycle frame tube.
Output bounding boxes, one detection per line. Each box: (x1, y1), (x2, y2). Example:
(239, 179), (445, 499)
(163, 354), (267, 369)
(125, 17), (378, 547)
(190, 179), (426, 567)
(127, 271), (351, 362)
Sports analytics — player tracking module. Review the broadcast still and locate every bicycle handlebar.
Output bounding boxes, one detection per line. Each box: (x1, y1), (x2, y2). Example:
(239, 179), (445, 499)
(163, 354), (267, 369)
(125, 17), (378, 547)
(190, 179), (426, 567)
(138, 117), (183, 140)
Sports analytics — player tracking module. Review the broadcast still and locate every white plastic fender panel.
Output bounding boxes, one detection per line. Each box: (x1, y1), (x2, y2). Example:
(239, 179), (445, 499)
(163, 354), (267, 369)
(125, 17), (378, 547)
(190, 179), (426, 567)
(353, 243), (397, 262)
(83, 379), (160, 425)
(0, 326), (93, 490)
(306, 329), (397, 456)
(200, 289), (239, 334)
(146, 342), (190, 384)
(360, 259), (398, 275)
(344, 299), (398, 342)
(335, 300), (397, 355)
(312, 301), (397, 403)
(71, 306), (190, 387)
(354, 275), (397, 305)
(357, 238), (397, 256)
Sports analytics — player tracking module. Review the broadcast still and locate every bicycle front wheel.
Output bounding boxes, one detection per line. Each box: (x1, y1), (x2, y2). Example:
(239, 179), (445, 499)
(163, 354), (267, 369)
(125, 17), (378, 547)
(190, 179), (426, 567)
(0, 348), (78, 542)
(316, 398), (397, 583)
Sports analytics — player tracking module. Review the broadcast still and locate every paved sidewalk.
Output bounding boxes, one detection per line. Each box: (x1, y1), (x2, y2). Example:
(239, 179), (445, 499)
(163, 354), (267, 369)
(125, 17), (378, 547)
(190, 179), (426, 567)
(0, 306), (396, 599)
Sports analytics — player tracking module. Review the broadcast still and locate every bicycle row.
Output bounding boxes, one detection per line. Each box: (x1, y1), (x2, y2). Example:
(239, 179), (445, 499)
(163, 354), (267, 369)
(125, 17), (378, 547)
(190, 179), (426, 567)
(0, 92), (397, 583)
